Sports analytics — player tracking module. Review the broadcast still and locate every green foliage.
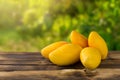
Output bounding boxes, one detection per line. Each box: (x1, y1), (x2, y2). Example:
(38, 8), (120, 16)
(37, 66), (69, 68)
(0, 0), (120, 51)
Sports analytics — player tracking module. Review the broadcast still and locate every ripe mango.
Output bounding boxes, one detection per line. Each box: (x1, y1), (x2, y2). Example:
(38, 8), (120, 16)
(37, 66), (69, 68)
(49, 44), (82, 66)
(88, 31), (108, 59)
(70, 30), (88, 48)
(80, 47), (101, 70)
(41, 41), (67, 59)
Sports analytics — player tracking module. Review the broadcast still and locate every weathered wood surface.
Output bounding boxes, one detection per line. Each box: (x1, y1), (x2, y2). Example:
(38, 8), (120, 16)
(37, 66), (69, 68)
(0, 51), (119, 80)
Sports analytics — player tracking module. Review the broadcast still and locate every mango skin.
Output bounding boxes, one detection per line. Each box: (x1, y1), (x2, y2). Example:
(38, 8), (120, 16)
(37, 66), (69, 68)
(88, 31), (108, 60)
(70, 30), (88, 48)
(49, 44), (82, 66)
(41, 41), (67, 59)
(80, 47), (101, 70)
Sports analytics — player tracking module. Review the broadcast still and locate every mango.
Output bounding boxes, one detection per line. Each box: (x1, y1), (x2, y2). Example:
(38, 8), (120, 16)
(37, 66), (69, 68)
(41, 41), (67, 59)
(49, 44), (82, 66)
(70, 30), (88, 48)
(88, 31), (108, 59)
(80, 47), (101, 70)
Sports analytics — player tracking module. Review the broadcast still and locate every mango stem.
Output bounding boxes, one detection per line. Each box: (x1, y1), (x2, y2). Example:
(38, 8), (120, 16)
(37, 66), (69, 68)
(84, 68), (98, 76)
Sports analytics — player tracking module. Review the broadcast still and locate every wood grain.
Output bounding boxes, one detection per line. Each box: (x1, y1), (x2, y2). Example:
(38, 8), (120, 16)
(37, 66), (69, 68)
(0, 69), (119, 80)
(0, 51), (119, 80)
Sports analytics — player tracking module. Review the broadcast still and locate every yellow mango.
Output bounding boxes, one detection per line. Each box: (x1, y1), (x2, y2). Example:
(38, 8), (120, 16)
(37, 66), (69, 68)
(70, 30), (88, 48)
(49, 44), (82, 66)
(41, 41), (67, 59)
(88, 31), (108, 59)
(80, 47), (101, 70)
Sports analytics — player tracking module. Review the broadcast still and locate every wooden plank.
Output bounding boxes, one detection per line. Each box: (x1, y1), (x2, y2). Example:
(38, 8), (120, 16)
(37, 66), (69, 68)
(0, 51), (118, 71)
(0, 51), (119, 60)
(0, 64), (84, 71)
(0, 59), (119, 66)
(0, 69), (119, 80)
(0, 60), (119, 71)
(0, 70), (89, 80)
(108, 51), (120, 59)
(0, 53), (42, 60)
(0, 65), (62, 71)
(0, 60), (52, 65)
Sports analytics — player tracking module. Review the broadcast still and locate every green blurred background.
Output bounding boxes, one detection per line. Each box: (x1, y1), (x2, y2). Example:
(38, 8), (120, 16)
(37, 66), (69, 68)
(0, 0), (120, 51)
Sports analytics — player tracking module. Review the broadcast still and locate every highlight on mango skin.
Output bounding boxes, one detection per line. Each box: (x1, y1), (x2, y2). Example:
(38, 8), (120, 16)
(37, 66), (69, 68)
(80, 47), (101, 70)
(49, 44), (82, 66)
(88, 31), (108, 60)
(70, 30), (88, 48)
(41, 41), (67, 59)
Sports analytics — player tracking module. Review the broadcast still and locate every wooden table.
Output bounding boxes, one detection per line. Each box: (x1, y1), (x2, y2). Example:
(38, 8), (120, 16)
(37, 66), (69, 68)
(0, 51), (119, 80)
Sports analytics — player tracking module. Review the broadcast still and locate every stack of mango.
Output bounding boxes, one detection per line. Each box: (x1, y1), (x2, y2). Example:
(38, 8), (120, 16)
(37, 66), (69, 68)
(41, 31), (108, 70)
